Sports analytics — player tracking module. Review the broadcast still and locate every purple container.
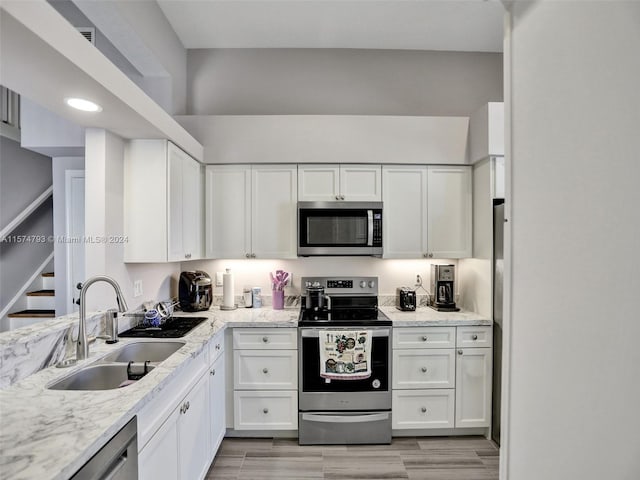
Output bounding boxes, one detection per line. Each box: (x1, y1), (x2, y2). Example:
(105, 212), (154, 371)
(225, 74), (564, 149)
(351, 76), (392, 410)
(272, 290), (284, 310)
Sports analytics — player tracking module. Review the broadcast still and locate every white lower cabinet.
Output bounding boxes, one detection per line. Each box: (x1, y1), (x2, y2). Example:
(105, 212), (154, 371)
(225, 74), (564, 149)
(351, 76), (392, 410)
(209, 349), (226, 454)
(231, 328), (298, 432)
(455, 347), (492, 428)
(392, 389), (455, 429)
(139, 374), (210, 480)
(392, 326), (492, 432)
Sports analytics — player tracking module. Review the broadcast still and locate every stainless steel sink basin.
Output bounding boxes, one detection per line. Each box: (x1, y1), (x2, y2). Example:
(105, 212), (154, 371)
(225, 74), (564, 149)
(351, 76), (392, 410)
(47, 363), (155, 391)
(101, 341), (185, 363)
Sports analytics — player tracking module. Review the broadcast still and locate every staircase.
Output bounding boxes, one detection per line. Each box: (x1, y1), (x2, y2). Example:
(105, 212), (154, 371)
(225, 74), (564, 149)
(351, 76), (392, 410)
(7, 272), (56, 330)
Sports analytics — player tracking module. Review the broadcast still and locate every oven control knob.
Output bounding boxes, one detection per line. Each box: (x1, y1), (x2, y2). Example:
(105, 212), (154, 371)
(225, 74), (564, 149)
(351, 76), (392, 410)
(372, 379), (381, 389)
(368, 281), (375, 288)
(359, 280), (367, 288)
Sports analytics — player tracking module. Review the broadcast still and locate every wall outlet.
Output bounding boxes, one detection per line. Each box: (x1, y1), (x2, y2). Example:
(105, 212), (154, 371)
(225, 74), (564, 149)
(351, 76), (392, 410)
(215, 272), (224, 287)
(415, 274), (423, 287)
(133, 280), (143, 298)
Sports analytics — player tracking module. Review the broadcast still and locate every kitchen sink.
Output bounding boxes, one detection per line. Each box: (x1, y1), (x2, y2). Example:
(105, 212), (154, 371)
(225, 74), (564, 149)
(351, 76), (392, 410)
(47, 363), (155, 391)
(101, 341), (185, 363)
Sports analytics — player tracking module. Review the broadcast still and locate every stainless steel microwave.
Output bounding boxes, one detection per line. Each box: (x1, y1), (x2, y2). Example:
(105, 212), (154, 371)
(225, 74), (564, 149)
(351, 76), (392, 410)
(297, 202), (383, 256)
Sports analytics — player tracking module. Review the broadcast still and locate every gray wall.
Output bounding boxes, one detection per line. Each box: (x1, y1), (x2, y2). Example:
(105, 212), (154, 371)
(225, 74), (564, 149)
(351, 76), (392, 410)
(0, 137), (53, 312)
(505, 2), (640, 479)
(187, 49), (503, 116)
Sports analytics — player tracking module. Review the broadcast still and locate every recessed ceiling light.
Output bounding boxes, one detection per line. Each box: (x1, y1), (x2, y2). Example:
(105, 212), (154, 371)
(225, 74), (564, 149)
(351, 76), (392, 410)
(65, 97), (103, 112)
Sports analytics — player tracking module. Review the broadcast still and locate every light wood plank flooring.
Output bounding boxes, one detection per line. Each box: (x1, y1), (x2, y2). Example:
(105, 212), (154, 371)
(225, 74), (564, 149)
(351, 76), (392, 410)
(206, 436), (499, 479)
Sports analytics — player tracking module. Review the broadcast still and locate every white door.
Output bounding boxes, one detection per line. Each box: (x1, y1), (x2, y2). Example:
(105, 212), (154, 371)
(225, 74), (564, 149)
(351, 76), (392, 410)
(205, 165), (251, 258)
(340, 165), (382, 201)
(427, 166), (472, 258)
(209, 353), (226, 458)
(65, 170), (84, 313)
(178, 374), (211, 480)
(382, 166), (428, 258)
(168, 143), (184, 262)
(251, 165), (298, 258)
(182, 155), (202, 261)
(139, 407), (180, 480)
(298, 164), (339, 201)
(455, 347), (492, 428)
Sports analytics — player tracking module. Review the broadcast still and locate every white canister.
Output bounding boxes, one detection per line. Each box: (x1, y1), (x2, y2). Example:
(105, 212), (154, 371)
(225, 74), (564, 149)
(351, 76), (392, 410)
(252, 287), (262, 308)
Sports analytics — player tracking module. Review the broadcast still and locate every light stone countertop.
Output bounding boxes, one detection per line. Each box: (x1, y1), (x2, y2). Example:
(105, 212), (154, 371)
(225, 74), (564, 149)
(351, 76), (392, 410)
(0, 305), (487, 479)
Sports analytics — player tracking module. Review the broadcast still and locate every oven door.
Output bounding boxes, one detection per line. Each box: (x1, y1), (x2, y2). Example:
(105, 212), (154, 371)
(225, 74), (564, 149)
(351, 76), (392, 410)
(297, 202), (382, 256)
(298, 327), (391, 411)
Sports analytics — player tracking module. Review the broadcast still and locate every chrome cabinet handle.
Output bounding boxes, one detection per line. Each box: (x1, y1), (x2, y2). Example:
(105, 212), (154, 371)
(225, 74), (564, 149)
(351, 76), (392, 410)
(252, 253), (257, 258)
(428, 253), (434, 258)
(263, 408), (269, 414)
(263, 368), (269, 374)
(421, 367), (428, 373)
(422, 336), (428, 341)
(210, 369), (216, 376)
(335, 195), (340, 200)
(340, 195), (345, 200)
(215, 344), (221, 350)
(421, 407), (427, 413)
(245, 253), (250, 258)
(262, 336), (269, 343)
(472, 334), (478, 340)
(458, 350), (463, 355)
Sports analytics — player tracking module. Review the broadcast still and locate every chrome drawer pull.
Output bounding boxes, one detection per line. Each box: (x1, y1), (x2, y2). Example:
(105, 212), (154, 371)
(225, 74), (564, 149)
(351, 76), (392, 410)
(421, 407), (427, 413)
(263, 368), (269, 374)
(472, 334), (478, 340)
(421, 367), (428, 373)
(421, 336), (428, 341)
(262, 336), (269, 343)
(263, 408), (269, 414)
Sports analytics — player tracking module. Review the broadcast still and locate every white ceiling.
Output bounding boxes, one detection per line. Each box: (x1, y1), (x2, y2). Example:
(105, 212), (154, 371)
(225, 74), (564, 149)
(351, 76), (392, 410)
(157, 0), (505, 52)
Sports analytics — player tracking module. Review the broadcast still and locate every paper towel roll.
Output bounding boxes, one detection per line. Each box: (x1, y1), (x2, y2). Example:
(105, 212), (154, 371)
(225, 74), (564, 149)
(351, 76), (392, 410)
(223, 268), (234, 308)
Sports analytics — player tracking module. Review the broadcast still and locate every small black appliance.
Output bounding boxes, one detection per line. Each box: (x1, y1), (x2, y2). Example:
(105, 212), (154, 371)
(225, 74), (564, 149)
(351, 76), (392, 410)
(396, 287), (416, 311)
(179, 271), (212, 312)
(430, 264), (460, 312)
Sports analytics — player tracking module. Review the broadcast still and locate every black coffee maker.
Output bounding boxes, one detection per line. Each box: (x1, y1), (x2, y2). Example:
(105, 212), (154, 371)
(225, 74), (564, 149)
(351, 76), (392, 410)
(179, 271), (212, 312)
(430, 264), (460, 312)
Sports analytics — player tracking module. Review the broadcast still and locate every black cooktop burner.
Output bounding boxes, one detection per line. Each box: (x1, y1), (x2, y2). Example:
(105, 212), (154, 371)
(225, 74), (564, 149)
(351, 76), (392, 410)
(298, 308), (392, 327)
(119, 316), (207, 338)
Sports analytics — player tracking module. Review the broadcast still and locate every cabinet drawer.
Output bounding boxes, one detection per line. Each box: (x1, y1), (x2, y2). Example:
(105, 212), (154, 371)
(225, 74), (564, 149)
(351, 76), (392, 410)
(208, 330), (224, 364)
(233, 328), (297, 350)
(392, 389), (455, 429)
(393, 327), (456, 349)
(456, 326), (492, 348)
(392, 349), (455, 389)
(234, 391), (298, 430)
(234, 350), (298, 390)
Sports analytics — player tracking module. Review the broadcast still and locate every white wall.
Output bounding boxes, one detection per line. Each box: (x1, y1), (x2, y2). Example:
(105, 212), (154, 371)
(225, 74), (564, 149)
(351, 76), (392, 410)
(187, 49), (503, 116)
(505, 2), (640, 479)
(186, 258), (459, 302)
(83, 129), (180, 312)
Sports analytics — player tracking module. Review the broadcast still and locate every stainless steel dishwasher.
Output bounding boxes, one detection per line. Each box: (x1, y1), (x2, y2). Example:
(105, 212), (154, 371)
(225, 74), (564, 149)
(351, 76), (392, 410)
(71, 417), (138, 480)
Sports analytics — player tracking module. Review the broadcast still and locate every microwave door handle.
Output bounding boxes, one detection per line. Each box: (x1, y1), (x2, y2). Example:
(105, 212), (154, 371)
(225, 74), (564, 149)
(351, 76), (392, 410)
(367, 210), (373, 246)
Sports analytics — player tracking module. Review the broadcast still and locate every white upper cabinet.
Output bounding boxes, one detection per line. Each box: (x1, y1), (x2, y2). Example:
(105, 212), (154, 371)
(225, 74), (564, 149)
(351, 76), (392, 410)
(124, 140), (202, 263)
(298, 164), (381, 201)
(469, 102), (504, 164)
(427, 166), (472, 259)
(205, 165), (297, 259)
(383, 165), (471, 259)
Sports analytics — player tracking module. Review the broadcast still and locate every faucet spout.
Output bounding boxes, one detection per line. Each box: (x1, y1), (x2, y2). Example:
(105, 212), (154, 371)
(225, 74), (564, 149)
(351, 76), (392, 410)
(77, 276), (128, 361)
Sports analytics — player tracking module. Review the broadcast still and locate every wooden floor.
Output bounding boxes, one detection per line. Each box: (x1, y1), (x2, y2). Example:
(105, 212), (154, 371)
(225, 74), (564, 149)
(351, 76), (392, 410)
(206, 436), (499, 479)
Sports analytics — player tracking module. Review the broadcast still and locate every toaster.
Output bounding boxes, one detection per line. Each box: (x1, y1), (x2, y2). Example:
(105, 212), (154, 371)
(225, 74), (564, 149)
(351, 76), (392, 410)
(179, 271), (212, 312)
(396, 287), (417, 311)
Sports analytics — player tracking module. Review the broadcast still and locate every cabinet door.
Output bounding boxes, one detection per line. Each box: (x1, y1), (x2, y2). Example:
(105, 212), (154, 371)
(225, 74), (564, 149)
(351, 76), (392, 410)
(340, 165), (382, 201)
(139, 407), (180, 480)
(168, 143), (185, 262)
(392, 389), (455, 429)
(455, 348), (491, 428)
(205, 165), (251, 258)
(251, 165), (298, 258)
(427, 166), (472, 258)
(298, 165), (339, 201)
(382, 166), (428, 258)
(178, 373), (211, 480)
(209, 353), (226, 459)
(234, 390), (298, 430)
(182, 154), (202, 261)
(392, 349), (455, 389)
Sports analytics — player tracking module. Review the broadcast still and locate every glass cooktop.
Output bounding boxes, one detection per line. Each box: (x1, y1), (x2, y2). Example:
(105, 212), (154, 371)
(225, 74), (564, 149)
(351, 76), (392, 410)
(298, 308), (392, 327)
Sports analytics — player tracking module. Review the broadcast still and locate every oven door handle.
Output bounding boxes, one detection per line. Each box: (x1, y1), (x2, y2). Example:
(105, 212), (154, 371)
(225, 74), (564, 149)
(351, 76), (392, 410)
(301, 412), (390, 423)
(367, 210), (374, 246)
(301, 328), (390, 338)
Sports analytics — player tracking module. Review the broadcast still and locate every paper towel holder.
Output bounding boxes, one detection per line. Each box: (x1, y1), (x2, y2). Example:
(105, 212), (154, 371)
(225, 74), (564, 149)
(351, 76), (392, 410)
(221, 268), (238, 310)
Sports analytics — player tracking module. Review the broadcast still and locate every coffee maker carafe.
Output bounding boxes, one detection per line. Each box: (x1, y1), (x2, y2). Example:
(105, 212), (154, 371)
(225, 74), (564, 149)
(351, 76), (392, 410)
(430, 264), (460, 312)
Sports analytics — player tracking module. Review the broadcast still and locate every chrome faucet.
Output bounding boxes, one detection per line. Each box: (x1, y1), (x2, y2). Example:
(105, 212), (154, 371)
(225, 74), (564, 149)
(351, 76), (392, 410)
(77, 276), (128, 360)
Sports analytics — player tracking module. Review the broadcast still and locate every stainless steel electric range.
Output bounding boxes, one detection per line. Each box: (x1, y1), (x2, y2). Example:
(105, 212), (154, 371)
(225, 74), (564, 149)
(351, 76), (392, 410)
(298, 276), (392, 445)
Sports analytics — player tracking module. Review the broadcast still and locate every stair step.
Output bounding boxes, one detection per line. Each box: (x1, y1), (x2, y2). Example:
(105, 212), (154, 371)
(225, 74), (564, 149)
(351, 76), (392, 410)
(8, 309), (56, 318)
(42, 272), (54, 277)
(27, 290), (55, 296)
